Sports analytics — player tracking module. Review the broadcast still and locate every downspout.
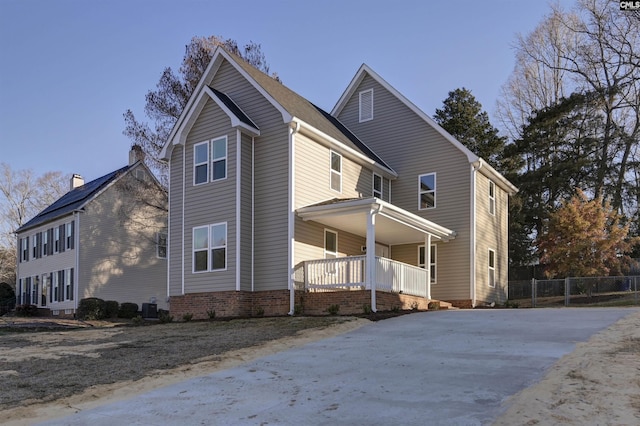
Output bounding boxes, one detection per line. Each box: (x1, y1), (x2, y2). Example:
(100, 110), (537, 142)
(181, 144), (186, 295)
(236, 129), (241, 292)
(471, 159), (483, 308)
(166, 160), (171, 305)
(288, 121), (300, 315)
(251, 136), (255, 292)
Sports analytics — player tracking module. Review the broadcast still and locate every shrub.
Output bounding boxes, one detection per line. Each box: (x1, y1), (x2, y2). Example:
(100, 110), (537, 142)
(158, 309), (173, 323)
(391, 306), (400, 313)
(254, 306), (264, 317)
(118, 302), (139, 319)
(294, 304), (303, 315)
(206, 309), (216, 320)
(362, 304), (372, 315)
(131, 315), (144, 326)
(427, 301), (440, 311)
(104, 300), (120, 318)
(77, 298), (106, 320)
(15, 304), (38, 317)
(182, 313), (193, 322)
(326, 304), (340, 315)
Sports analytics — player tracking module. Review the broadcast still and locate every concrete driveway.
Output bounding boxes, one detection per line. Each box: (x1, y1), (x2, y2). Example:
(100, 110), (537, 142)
(41, 308), (635, 426)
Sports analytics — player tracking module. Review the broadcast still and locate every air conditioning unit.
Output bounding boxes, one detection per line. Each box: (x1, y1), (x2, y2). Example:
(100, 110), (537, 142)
(142, 303), (158, 319)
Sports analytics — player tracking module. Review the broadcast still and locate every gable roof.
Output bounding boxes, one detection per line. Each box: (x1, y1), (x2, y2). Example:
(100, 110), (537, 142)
(160, 48), (396, 176)
(17, 165), (132, 233)
(331, 64), (518, 194)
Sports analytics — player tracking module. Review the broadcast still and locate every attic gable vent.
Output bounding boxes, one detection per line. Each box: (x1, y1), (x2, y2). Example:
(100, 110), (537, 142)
(359, 88), (373, 122)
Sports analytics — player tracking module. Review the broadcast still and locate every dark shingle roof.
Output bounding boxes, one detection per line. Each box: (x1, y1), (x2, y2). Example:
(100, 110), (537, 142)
(224, 51), (395, 174)
(210, 87), (259, 131)
(17, 165), (131, 233)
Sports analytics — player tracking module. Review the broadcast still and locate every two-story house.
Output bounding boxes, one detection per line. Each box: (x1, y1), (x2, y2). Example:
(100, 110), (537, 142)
(160, 48), (517, 318)
(15, 147), (168, 316)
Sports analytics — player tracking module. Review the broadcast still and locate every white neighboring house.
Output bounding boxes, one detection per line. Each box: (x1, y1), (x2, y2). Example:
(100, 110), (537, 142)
(15, 147), (168, 316)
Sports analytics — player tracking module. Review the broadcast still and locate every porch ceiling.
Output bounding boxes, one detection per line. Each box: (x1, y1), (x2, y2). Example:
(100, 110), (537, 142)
(297, 197), (456, 245)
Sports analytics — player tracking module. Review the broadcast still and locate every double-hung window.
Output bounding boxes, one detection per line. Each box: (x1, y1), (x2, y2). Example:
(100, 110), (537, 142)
(330, 151), (342, 192)
(20, 238), (28, 263)
(418, 173), (436, 210)
(194, 142), (209, 185)
(211, 137), (227, 181)
(65, 222), (74, 250)
(193, 223), (227, 272)
(43, 231), (49, 257)
(54, 227), (60, 254)
(488, 249), (496, 288)
(359, 88), (373, 122)
(418, 245), (437, 284)
(65, 268), (74, 301)
(489, 181), (496, 216)
(373, 173), (382, 198)
(31, 234), (38, 259)
(194, 137), (227, 185)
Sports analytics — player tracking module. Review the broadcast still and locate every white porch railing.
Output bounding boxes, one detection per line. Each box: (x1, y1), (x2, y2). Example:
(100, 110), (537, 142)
(300, 256), (428, 298)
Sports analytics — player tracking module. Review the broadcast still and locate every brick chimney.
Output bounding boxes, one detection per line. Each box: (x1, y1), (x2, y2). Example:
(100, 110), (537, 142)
(129, 144), (146, 166)
(70, 174), (84, 190)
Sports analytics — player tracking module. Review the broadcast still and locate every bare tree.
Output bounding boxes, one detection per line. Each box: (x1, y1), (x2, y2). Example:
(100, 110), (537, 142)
(0, 164), (68, 286)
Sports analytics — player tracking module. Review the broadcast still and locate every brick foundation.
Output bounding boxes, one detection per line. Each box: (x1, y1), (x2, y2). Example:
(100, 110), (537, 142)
(170, 289), (442, 319)
(447, 299), (473, 309)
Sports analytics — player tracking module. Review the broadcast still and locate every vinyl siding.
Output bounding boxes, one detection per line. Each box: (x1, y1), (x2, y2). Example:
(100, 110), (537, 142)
(294, 218), (366, 265)
(336, 74), (472, 301)
(183, 98), (236, 293)
(474, 172), (509, 303)
(240, 132), (253, 291)
(79, 168), (167, 309)
(168, 144), (184, 296)
(16, 215), (77, 310)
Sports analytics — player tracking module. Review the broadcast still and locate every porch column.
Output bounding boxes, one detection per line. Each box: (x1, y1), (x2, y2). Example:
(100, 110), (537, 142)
(366, 208), (377, 312)
(425, 234), (431, 300)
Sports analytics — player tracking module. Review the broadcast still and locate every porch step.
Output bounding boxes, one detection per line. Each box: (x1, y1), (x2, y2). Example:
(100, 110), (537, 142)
(429, 300), (457, 310)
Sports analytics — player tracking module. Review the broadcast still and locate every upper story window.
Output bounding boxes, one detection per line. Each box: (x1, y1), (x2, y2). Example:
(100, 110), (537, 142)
(194, 137), (227, 185)
(31, 234), (39, 259)
(330, 151), (342, 192)
(43, 231), (49, 257)
(54, 227), (60, 254)
(324, 229), (338, 259)
(359, 88), (373, 122)
(489, 180), (496, 216)
(211, 137), (227, 181)
(418, 173), (436, 210)
(157, 232), (167, 259)
(488, 249), (496, 288)
(418, 244), (437, 284)
(65, 222), (74, 250)
(194, 142), (209, 185)
(372, 173), (382, 198)
(20, 237), (29, 263)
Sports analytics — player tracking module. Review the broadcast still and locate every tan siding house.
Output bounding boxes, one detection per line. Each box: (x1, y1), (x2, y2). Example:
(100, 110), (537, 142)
(161, 48), (516, 318)
(16, 149), (168, 316)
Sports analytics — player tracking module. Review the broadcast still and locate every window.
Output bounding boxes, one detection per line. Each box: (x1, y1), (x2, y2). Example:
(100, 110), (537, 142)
(54, 227), (60, 254)
(373, 173), (382, 198)
(330, 151), (342, 192)
(65, 268), (74, 301)
(135, 169), (146, 181)
(43, 231), (49, 256)
(489, 181), (496, 216)
(193, 223), (227, 272)
(418, 173), (436, 210)
(419, 245), (437, 284)
(31, 234), (38, 259)
(324, 229), (338, 259)
(65, 222), (74, 250)
(31, 277), (38, 305)
(157, 232), (167, 259)
(194, 141), (209, 185)
(20, 237), (28, 263)
(359, 88), (373, 122)
(211, 137), (227, 181)
(210, 223), (227, 270)
(52, 272), (59, 302)
(488, 249), (496, 288)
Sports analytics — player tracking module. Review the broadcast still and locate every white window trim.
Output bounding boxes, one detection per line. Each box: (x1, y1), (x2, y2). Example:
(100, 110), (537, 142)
(489, 180), (496, 216)
(42, 231), (48, 257)
(193, 141), (209, 186)
(359, 88), (373, 123)
(372, 172), (382, 199)
(324, 229), (338, 259)
(54, 227), (60, 254)
(211, 136), (228, 182)
(418, 244), (437, 284)
(65, 222), (73, 250)
(192, 222), (227, 273)
(52, 272), (59, 303)
(330, 150), (342, 193)
(418, 173), (436, 210)
(488, 248), (496, 288)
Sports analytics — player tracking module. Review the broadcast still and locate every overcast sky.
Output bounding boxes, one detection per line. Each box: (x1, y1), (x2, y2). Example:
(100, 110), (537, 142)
(0, 0), (576, 183)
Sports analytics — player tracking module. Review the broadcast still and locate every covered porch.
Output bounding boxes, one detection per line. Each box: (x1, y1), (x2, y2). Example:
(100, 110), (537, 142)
(295, 198), (456, 311)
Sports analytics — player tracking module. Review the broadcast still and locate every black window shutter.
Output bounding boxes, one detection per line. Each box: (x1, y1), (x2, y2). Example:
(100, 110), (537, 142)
(60, 224), (66, 253)
(70, 268), (74, 301)
(34, 278), (38, 305)
(26, 277), (31, 303)
(26, 237), (29, 262)
(58, 271), (64, 301)
(49, 273), (53, 303)
(48, 229), (54, 255)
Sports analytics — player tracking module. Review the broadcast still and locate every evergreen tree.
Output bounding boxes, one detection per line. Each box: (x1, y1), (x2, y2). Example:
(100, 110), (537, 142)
(434, 88), (507, 172)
